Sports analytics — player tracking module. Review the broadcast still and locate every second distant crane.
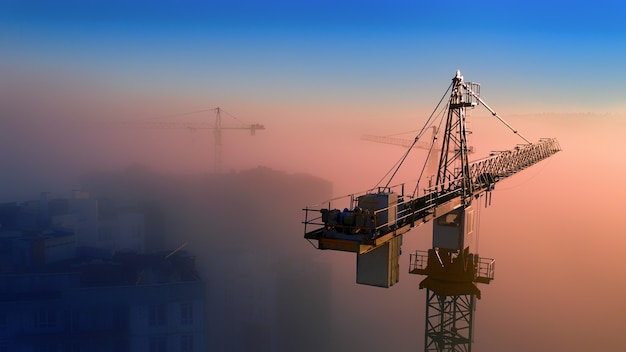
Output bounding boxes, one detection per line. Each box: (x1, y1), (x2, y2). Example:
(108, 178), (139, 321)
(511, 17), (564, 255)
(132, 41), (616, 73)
(126, 107), (265, 173)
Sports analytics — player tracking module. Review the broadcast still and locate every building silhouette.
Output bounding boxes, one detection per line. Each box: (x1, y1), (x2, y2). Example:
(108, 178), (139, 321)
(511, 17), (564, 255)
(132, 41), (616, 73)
(0, 191), (207, 352)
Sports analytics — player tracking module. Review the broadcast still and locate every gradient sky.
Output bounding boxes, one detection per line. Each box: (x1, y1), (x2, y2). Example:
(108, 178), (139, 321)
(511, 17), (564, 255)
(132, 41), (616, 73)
(2, 0), (626, 114)
(2, 2), (626, 351)
(2, 0), (625, 185)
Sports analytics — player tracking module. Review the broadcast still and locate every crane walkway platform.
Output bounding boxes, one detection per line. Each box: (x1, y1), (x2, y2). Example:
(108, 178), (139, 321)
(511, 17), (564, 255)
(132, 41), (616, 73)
(302, 138), (560, 254)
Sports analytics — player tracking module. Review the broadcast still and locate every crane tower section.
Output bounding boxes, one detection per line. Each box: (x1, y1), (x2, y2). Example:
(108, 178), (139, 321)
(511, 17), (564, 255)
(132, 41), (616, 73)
(437, 71), (479, 202)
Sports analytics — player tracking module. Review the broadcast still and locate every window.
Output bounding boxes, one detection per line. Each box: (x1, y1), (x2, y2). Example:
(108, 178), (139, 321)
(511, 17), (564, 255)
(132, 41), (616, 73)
(65, 309), (80, 332)
(34, 309), (56, 329)
(149, 304), (167, 327)
(181, 335), (194, 352)
(180, 303), (193, 325)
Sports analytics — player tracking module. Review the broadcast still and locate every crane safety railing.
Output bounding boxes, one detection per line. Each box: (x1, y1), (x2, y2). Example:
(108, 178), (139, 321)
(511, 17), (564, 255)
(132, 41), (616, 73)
(476, 257), (495, 282)
(303, 138), (560, 244)
(303, 183), (443, 237)
(419, 139), (560, 197)
(409, 250), (429, 272)
(304, 177), (481, 242)
(421, 176), (468, 199)
(409, 249), (495, 282)
(303, 183), (417, 236)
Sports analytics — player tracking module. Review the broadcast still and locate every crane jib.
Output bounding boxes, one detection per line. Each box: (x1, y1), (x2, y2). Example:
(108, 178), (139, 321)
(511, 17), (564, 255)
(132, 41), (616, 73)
(302, 137), (560, 254)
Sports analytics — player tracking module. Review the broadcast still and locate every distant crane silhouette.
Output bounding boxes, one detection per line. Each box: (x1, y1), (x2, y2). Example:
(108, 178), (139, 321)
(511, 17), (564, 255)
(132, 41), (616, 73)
(104, 107), (265, 173)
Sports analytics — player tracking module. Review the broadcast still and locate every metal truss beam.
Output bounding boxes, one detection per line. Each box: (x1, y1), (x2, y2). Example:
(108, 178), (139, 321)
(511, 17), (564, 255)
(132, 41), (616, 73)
(424, 290), (475, 352)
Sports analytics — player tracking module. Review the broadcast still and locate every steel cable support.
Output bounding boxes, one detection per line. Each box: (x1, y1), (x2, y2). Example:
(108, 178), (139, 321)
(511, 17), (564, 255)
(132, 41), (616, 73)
(375, 81), (454, 190)
(462, 83), (531, 144)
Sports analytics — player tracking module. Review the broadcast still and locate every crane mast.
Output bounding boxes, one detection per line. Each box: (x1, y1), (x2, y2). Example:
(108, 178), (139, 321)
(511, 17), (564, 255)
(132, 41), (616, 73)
(437, 71), (477, 202)
(301, 71), (560, 351)
(415, 72), (484, 352)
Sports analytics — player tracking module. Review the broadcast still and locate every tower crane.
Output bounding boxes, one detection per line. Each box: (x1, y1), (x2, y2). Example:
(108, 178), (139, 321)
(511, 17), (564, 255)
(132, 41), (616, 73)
(111, 107), (265, 173)
(302, 71), (560, 351)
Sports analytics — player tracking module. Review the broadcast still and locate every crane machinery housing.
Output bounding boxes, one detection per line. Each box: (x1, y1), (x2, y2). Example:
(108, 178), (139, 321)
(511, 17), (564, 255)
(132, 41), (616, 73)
(302, 71), (560, 351)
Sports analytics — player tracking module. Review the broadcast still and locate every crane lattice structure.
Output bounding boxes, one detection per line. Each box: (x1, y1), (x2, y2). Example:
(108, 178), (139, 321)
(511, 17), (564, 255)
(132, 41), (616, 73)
(113, 107), (264, 173)
(302, 71), (560, 351)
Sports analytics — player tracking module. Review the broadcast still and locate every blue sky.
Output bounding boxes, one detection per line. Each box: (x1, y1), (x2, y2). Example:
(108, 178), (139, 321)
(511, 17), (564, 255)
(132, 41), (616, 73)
(2, 0), (626, 117)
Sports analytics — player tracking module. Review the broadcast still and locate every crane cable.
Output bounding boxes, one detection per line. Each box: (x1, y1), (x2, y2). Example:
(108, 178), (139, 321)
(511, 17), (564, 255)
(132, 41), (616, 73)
(464, 84), (531, 144)
(221, 109), (251, 125)
(144, 107), (251, 126)
(373, 79), (535, 196)
(412, 104), (448, 198)
(145, 108), (218, 120)
(373, 81), (453, 191)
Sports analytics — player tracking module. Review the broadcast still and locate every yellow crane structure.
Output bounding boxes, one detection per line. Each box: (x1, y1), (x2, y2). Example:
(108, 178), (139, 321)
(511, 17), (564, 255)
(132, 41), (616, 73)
(302, 71), (560, 351)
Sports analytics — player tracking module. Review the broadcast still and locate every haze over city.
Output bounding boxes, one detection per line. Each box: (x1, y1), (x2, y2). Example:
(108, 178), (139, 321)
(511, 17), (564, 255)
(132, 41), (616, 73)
(1, 1), (626, 351)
